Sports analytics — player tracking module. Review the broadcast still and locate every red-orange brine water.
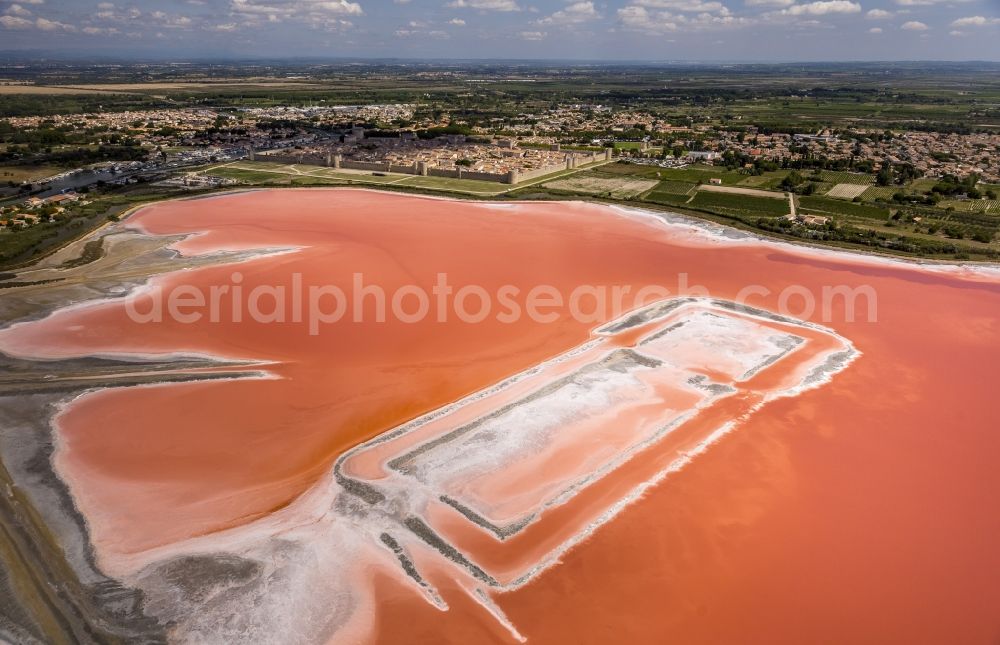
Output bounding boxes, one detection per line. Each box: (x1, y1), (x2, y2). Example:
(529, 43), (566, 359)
(1, 189), (997, 644)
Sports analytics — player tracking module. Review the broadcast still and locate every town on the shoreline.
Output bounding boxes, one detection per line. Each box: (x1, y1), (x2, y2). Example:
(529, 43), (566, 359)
(2, 62), (999, 264)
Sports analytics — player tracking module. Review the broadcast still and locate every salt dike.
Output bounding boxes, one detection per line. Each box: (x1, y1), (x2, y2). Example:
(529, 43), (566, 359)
(0, 189), (997, 644)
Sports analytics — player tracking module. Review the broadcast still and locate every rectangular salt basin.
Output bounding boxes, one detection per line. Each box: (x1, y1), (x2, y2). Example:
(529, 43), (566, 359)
(389, 351), (706, 534)
(381, 302), (805, 537)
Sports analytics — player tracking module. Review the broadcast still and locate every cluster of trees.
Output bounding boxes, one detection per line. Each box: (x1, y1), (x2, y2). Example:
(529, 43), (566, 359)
(779, 171), (819, 195)
(931, 173), (994, 199)
(875, 162), (921, 186)
(418, 124), (473, 138)
(753, 216), (993, 257)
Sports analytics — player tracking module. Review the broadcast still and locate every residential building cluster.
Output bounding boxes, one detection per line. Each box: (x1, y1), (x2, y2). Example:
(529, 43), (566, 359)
(0, 191), (83, 229)
(705, 128), (999, 182)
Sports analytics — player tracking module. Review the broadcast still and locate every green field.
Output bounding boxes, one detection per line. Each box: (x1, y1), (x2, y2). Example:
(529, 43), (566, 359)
(205, 167), (311, 184)
(818, 171), (875, 185)
(309, 169), (412, 184)
(642, 191), (693, 207)
(0, 164), (66, 183)
(647, 180), (696, 196)
(909, 178), (940, 193)
(597, 162), (744, 185)
(737, 171), (790, 189)
(798, 195), (891, 220)
(596, 162), (668, 179)
(206, 162), (510, 194)
(642, 179), (697, 206)
(657, 167), (746, 185)
(860, 186), (898, 201)
(207, 166), (387, 187)
(396, 175), (507, 193)
(688, 191), (790, 217)
(232, 163), (409, 184)
(940, 199), (1000, 214)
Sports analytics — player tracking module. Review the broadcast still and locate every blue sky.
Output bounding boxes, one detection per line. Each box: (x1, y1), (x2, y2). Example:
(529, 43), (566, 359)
(1, 0), (998, 60)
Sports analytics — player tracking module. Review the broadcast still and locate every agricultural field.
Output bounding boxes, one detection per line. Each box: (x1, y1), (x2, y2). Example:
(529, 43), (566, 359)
(798, 195), (891, 220)
(596, 162), (671, 179)
(396, 175), (509, 194)
(688, 191), (790, 217)
(737, 171), (790, 189)
(207, 162), (510, 194)
(940, 199), (1000, 214)
(0, 85), (124, 95)
(860, 186), (899, 202)
(598, 162), (745, 186)
(657, 167), (746, 185)
(818, 171), (876, 185)
(542, 174), (658, 199)
(642, 180), (697, 205)
(648, 180), (696, 195)
(315, 170), (407, 184)
(698, 185), (787, 199)
(204, 166), (300, 185)
(642, 190), (694, 207)
(826, 183), (869, 200)
(909, 178), (941, 192)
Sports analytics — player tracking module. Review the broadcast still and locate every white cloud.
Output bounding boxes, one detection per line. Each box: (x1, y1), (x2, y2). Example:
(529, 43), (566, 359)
(781, 1), (861, 16)
(868, 26), (881, 32)
(13, 0), (43, 4)
(517, 29), (546, 38)
(211, 22), (239, 30)
(447, 0), (521, 11)
(231, 0), (363, 20)
(901, 20), (927, 30)
(150, 10), (194, 28)
(745, 0), (794, 6)
(948, 29), (963, 36)
(0, 14), (31, 27)
(618, 4), (658, 28)
(96, 1), (114, 7)
(619, 4), (747, 32)
(894, 0), (972, 5)
(5, 3), (31, 16)
(34, 16), (74, 30)
(865, 8), (892, 19)
(0, 14), (77, 30)
(636, 0), (729, 11)
(951, 16), (1000, 28)
(537, 0), (599, 25)
(448, 17), (465, 24)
